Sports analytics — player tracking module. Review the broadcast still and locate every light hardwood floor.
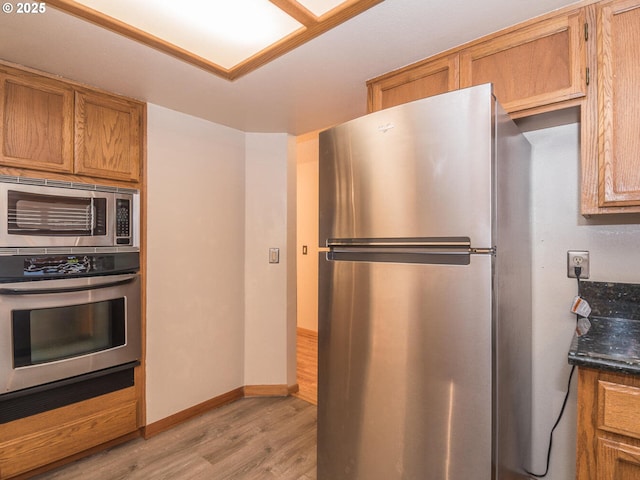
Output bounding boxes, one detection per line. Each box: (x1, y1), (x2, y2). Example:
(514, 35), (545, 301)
(30, 330), (320, 480)
(32, 397), (316, 480)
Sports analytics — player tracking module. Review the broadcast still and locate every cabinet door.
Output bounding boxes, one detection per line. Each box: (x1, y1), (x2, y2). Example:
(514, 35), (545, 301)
(74, 90), (142, 183)
(460, 10), (586, 113)
(367, 54), (459, 112)
(598, 438), (640, 480)
(0, 71), (73, 173)
(596, 0), (640, 207)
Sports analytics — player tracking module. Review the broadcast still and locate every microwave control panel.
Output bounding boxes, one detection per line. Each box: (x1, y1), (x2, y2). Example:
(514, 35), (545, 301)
(115, 198), (131, 244)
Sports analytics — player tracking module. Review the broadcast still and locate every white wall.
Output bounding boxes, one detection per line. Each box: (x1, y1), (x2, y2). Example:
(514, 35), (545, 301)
(244, 133), (297, 388)
(525, 122), (640, 479)
(145, 103), (246, 424)
(146, 108), (297, 423)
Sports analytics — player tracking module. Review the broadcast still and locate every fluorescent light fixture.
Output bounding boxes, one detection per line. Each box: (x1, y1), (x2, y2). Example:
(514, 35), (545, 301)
(74, 0), (303, 68)
(47, 0), (385, 79)
(297, 0), (348, 16)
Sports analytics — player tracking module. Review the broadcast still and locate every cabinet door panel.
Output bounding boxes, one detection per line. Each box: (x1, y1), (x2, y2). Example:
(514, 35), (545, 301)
(74, 91), (141, 183)
(598, 380), (640, 439)
(460, 10), (586, 112)
(0, 73), (73, 173)
(597, 0), (640, 206)
(367, 54), (459, 112)
(598, 438), (640, 480)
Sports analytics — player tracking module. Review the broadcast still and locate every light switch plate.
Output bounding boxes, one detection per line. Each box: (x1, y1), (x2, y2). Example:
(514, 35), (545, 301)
(269, 248), (280, 264)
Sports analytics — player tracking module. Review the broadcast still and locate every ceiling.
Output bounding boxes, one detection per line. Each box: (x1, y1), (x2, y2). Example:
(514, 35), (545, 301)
(0, 0), (580, 135)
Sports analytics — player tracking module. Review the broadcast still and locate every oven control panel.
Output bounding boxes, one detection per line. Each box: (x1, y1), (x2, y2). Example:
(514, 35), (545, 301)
(0, 252), (140, 282)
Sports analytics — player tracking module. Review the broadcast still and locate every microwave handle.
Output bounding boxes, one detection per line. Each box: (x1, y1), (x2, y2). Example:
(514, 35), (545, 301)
(0, 274), (138, 295)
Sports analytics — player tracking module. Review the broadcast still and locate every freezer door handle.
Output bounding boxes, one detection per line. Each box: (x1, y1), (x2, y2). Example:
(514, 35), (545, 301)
(326, 237), (471, 249)
(326, 237), (474, 265)
(323, 238), (500, 264)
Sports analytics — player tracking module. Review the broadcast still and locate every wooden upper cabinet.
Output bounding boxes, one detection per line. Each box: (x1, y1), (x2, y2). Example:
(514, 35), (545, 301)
(0, 71), (74, 173)
(596, 0), (640, 208)
(0, 62), (144, 185)
(459, 9), (587, 113)
(366, 8), (587, 116)
(74, 90), (142, 183)
(367, 54), (459, 112)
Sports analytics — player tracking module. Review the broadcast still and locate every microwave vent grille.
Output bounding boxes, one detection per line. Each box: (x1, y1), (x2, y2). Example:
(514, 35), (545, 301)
(43, 179), (72, 189)
(15, 177), (46, 186)
(0, 175), (138, 195)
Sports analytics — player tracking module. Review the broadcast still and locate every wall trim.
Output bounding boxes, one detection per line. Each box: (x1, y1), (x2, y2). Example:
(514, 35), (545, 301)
(297, 327), (318, 340)
(143, 384), (300, 439)
(143, 387), (244, 439)
(243, 384), (290, 397)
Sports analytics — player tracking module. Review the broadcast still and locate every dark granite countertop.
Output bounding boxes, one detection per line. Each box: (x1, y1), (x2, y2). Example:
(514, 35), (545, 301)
(568, 316), (640, 374)
(567, 281), (640, 375)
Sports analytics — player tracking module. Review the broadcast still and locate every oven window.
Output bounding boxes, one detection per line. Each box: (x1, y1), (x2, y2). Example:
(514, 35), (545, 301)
(12, 299), (126, 367)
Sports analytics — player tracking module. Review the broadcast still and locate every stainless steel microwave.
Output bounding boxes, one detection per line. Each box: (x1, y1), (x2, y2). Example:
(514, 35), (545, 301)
(0, 176), (139, 251)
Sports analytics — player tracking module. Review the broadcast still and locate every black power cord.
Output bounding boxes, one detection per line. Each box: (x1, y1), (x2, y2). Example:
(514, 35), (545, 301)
(525, 266), (582, 478)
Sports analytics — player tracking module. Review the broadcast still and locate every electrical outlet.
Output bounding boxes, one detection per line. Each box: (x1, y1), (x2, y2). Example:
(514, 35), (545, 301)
(567, 250), (590, 278)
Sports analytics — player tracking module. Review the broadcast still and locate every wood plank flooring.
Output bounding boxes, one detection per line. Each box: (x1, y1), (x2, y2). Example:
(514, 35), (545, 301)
(30, 331), (320, 480)
(32, 397), (316, 480)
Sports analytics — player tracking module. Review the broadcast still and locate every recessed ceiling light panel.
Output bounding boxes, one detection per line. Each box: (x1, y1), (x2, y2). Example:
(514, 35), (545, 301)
(297, 0), (349, 17)
(48, 0), (384, 79)
(74, 0), (303, 69)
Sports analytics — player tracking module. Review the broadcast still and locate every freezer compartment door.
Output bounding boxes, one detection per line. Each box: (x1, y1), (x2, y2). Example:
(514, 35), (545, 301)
(319, 84), (494, 246)
(318, 254), (493, 480)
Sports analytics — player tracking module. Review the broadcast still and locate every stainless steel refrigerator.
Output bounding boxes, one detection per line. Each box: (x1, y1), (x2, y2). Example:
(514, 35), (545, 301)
(317, 84), (532, 480)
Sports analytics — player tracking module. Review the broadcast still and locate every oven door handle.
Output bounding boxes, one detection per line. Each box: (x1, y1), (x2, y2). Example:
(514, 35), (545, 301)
(0, 274), (138, 295)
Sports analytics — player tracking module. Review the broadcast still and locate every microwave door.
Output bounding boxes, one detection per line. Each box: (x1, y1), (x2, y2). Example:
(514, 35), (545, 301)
(0, 179), (137, 249)
(8, 193), (104, 237)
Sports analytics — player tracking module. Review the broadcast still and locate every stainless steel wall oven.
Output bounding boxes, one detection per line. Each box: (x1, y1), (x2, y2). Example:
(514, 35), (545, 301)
(0, 176), (141, 424)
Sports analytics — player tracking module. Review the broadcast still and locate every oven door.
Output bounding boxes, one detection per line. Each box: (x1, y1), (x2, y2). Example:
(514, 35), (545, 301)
(0, 273), (141, 394)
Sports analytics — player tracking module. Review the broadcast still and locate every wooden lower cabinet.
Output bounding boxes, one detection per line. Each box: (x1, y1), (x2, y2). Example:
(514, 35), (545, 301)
(597, 438), (640, 480)
(0, 387), (139, 479)
(577, 368), (640, 480)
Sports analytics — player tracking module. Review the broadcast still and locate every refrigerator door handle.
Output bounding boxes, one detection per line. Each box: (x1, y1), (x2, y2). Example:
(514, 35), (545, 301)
(326, 237), (474, 265)
(329, 246), (471, 255)
(326, 237), (471, 249)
